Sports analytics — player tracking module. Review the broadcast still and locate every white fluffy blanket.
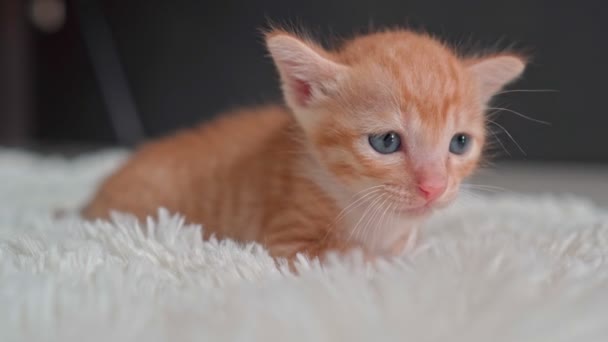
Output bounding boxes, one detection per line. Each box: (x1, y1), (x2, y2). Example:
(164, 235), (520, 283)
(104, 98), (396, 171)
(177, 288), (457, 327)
(1, 149), (608, 342)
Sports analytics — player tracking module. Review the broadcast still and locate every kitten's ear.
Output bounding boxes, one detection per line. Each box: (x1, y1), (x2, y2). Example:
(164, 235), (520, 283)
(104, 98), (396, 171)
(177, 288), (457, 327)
(266, 32), (347, 108)
(466, 54), (527, 103)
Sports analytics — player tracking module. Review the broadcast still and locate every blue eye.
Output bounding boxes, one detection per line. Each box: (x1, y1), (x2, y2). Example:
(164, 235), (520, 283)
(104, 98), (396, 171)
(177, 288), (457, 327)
(369, 132), (401, 154)
(449, 133), (471, 155)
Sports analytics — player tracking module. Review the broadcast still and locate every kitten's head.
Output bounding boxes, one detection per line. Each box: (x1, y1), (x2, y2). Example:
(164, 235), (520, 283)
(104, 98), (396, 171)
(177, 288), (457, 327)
(267, 29), (526, 216)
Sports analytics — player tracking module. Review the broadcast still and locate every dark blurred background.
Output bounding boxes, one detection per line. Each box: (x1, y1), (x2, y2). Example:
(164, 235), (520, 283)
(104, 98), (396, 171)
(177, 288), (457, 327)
(1, 0), (607, 163)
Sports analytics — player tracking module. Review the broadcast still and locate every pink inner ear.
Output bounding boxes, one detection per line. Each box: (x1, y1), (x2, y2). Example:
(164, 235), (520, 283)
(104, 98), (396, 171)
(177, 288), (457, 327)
(291, 78), (312, 106)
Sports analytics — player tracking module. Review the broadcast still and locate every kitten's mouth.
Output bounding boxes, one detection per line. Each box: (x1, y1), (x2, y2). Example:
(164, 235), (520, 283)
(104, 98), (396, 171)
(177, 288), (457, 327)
(382, 184), (455, 216)
(382, 185), (435, 216)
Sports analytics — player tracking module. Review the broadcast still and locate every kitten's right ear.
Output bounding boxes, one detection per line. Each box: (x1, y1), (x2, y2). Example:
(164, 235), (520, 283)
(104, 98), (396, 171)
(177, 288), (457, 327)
(266, 32), (347, 109)
(466, 54), (527, 103)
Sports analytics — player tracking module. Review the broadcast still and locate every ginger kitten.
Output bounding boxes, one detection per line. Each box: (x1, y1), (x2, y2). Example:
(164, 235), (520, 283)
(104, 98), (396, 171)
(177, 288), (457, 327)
(83, 28), (526, 261)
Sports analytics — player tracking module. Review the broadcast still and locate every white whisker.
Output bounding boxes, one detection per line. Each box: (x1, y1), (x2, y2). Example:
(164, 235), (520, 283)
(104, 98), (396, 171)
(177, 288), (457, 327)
(459, 189), (484, 201)
(488, 120), (526, 156)
(488, 128), (511, 156)
(358, 195), (387, 243)
(461, 184), (507, 192)
(487, 106), (551, 126)
(347, 193), (384, 244)
(323, 186), (384, 244)
(372, 198), (395, 248)
(332, 186), (385, 224)
(363, 196), (390, 244)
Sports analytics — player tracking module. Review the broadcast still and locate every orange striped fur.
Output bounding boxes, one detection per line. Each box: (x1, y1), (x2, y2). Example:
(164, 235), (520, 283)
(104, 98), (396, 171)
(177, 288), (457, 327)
(83, 28), (526, 262)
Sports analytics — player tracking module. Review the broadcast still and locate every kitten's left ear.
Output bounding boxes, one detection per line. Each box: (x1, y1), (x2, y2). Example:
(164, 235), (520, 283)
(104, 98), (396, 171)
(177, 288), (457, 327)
(466, 54), (527, 103)
(266, 32), (348, 109)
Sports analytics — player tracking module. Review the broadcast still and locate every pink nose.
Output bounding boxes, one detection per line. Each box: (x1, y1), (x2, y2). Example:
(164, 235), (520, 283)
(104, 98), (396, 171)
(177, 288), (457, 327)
(417, 181), (447, 202)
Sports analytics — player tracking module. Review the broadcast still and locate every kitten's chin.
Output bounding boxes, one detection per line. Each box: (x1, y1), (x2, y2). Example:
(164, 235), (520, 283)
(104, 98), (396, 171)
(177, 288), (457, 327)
(394, 205), (434, 217)
(394, 198), (455, 217)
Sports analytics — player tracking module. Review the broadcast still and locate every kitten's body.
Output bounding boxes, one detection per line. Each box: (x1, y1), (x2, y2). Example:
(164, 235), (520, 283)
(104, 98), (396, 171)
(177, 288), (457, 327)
(84, 105), (409, 258)
(84, 29), (526, 261)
